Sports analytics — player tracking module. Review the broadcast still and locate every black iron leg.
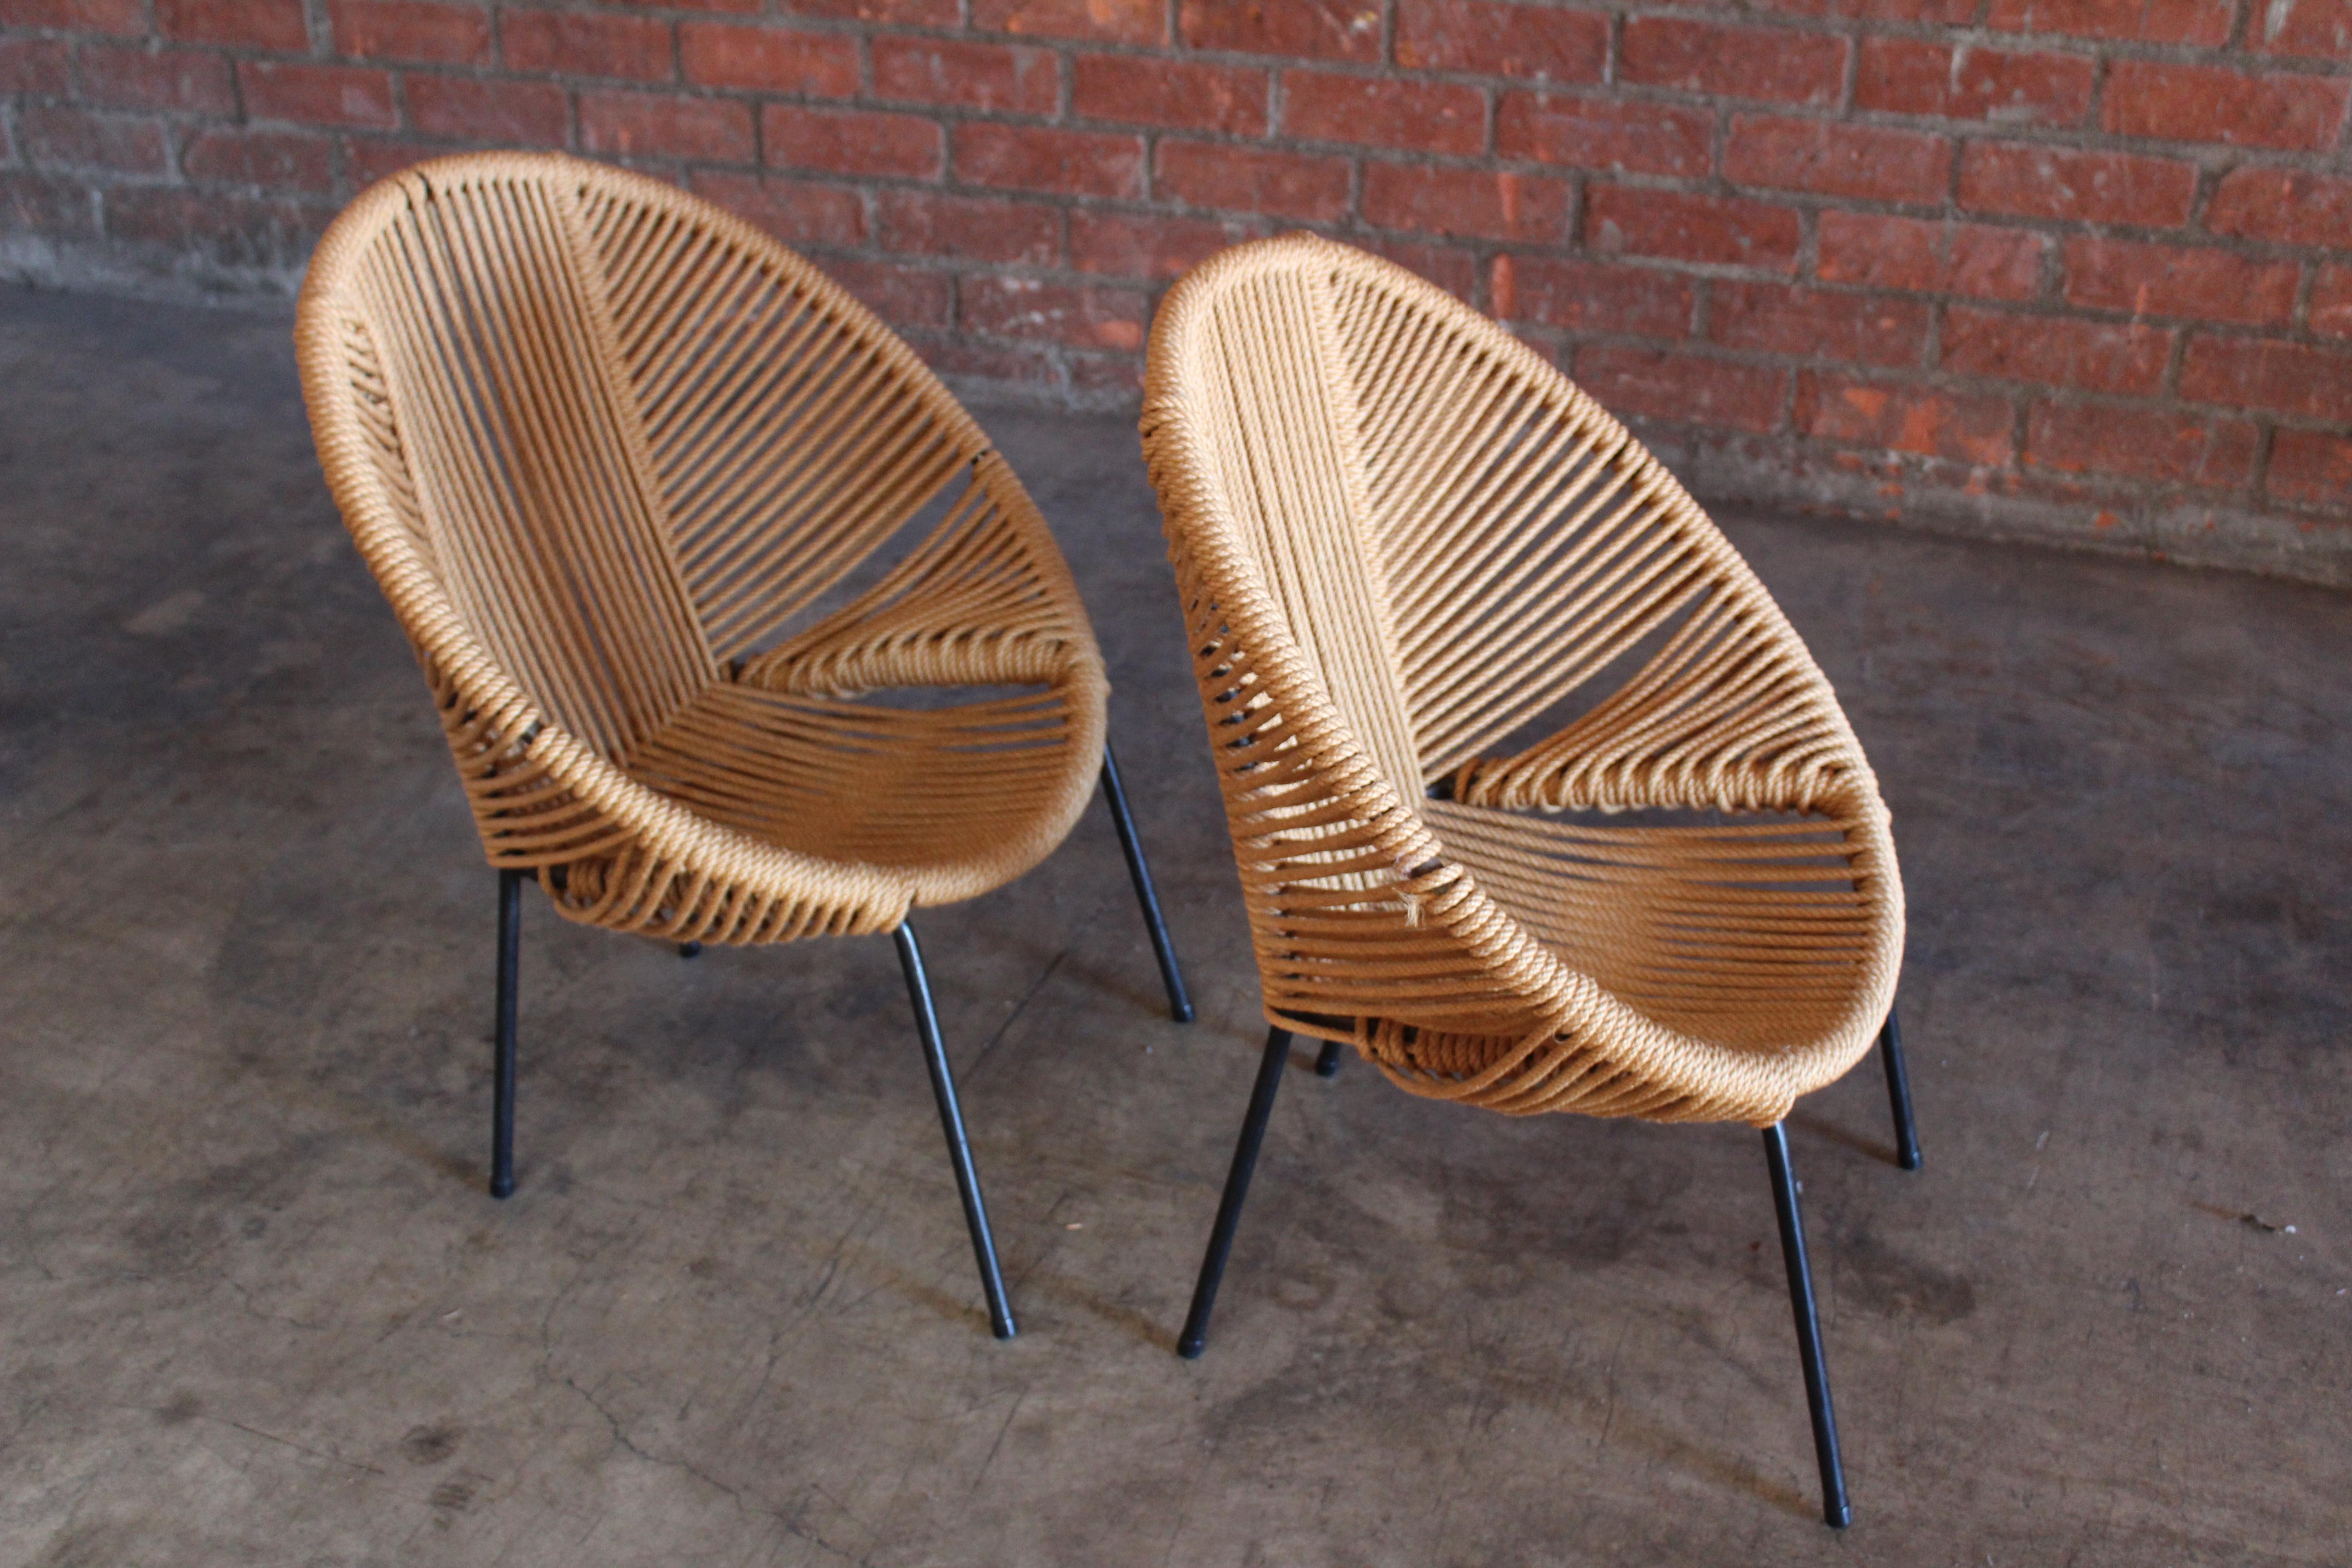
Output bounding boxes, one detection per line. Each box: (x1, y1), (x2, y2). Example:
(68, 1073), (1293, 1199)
(1313, 1039), (1343, 1078)
(1763, 1122), (1851, 1529)
(894, 922), (1017, 1340)
(490, 867), (524, 1200)
(1879, 1004), (1921, 1171)
(678, 941), (702, 958)
(1178, 1026), (1294, 1358)
(1100, 742), (1195, 1024)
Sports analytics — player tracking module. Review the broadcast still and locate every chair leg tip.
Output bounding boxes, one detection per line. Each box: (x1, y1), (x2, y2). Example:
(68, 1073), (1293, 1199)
(991, 1320), (1019, 1342)
(1898, 1151), (1922, 1172)
(489, 1177), (514, 1200)
(1825, 1503), (1852, 1529)
(1171, 1003), (1196, 1024)
(1176, 1336), (1206, 1360)
(678, 941), (702, 959)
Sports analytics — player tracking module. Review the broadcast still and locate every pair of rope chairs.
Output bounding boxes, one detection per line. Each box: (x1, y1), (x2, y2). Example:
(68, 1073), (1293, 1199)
(298, 153), (1917, 1527)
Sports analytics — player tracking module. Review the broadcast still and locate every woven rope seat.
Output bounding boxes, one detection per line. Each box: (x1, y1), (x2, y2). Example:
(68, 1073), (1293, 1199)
(297, 151), (1107, 944)
(1143, 234), (1906, 1130)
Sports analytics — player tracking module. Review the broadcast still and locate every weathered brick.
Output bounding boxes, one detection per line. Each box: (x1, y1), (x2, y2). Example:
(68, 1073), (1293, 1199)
(344, 135), (449, 185)
(680, 24), (858, 95)
(1071, 54), (1267, 137)
(503, 11), (673, 83)
(912, 335), (1059, 390)
(77, 44), (234, 113)
(2205, 166), (2352, 245)
(1797, 373), (2014, 464)
(104, 184), (328, 256)
(779, 0), (955, 23)
(2268, 428), (2352, 505)
(1817, 212), (2045, 300)
(0, 0), (145, 36)
(0, 38), (70, 94)
(1069, 353), (1145, 398)
(2255, 0), (2352, 58)
(405, 75), (568, 144)
(18, 104), (167, 172)
(2310, 264), (2352, 338)
(1620, 18), (1844, 106)
(2179, 335), (2352, 420)
(1362, 237), (1477, 300)
(1362, 162), (1570, 242)
(1941, 307), (2172, 395)
(2, 169), (98, 237)
(871, 36), (1056, 114)
(763, 105), (940, 179)
(689, 169), (864, 246)
(1284, 71), (1485, 155)
(1710, 283), (1929, 368)
(1495, 91), (1710, 177)
(2063, 238), (2300, 328)
(582, 90), (755, 164)
(239, 61), (398, 129)
(1747, 0), (1979, 19)
(878, 187), (1059, 264)
(1984, 0), (2233, 45)
(1854, 37), (2094, 125)
(1723, 116), (1952, 204)
(1156, 139), (1349, 220)
(328, 0), (490, 65)
(956, 123), (1142, 199)
(1586, 185), (1801, 272)
(1069, 210), (1245, 279)
(978, 0), (1164, 43)
(820, 256), (951, 329)
(1394, 0), (1607, 83)
(1958, 142), (2196, 226)
(1181, 0), (1380, 62)
(183, 127), (333, 192)
(2027, 402), (2258, 486)
(961, 274), (1148, 351)
(2102, 60), (2349, 151)
(1496, 255), (1693, 337)
(1573, 346), (1786, 432)
(157, 0), (307, 50)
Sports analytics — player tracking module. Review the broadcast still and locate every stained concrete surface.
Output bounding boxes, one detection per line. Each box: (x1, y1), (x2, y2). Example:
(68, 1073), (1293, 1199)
(1, 285), (2348, 1566)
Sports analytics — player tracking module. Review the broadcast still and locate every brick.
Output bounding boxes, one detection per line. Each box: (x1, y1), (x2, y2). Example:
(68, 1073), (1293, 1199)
(1747, 0), (1979, 18)
(1573, 346), (1786, 432)
(2179, 336), (2352, 420)
(2, 170), (97, 238)
(77, 45), (234, 113)
(2102, 61), (2349, 151)
(0, 38), (70, 95)
(502, 11), (673, 83)
(1940, 308), (2171, 395)
(1797, 374), (2014, 464)
(871, 36), (1056, 114)
(877, 187), (1059, 264)
(689, 170), (864, 246)
(1494, 91), (1710, 177)
(678, 24), (858, 95)
(762, 105), (940, 179)
(1620, 18), (1844, 106)
(1362, 162), (1571, 242)
(1984, 0), (2233, 44)
(328, 0), (490, 65)
(157, 0), (307, 50)
(344, 135), (448, 185)
(955, 123), (1142, 199)
(582, 90), (754, 164)
(1854, 38), (2094, 126)
(1957, 142), (2195, 226)
(1156, 139), (1349, 220)
(977, 0), (1165, 43)
(1180, 0), (1381, 62)
(1072, 54), (1267, 136)
(1709, 283), (1928, 368)
(405, 75), (568, 144)
(0, 0), (145, 35)
(1069, 210), (1246, 279)
(961, 274), (1149, 351)
(2062, 238), (2300, 328)
(821, 256), (951, 329)
(240, 61), (399, 128)
(1723, 116), (1952, 204)
(1817, 213), (2045, 301)
(1586, 186), (1801, 272)
(2027, 402), (2258, 487)
(1362, 237), (1477, 300)
(1498, 256), (1693, 337)
(913, 336), (1058, 389)
(104, 185), (328, 257)
(1069, 353), (1146, 398)
(2256, 0), (2352, 58)
(1394, 0), (1607, 82)
(2268, 429), (2352, 505)
(18, 105), (167, 172)
(1283, 71), (1485, 154)
(183, 128), (333, 192)
(2311, 264), (2352, 338)
(2205, 166), (2352, 245)
(780, 0), (955, 21)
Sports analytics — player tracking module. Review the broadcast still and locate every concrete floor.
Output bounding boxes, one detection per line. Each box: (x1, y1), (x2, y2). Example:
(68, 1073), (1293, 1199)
(2, 286), (2347, 1567)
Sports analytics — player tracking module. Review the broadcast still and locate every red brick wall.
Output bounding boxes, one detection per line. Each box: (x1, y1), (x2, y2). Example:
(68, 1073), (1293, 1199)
(5, 0), (2349, 578)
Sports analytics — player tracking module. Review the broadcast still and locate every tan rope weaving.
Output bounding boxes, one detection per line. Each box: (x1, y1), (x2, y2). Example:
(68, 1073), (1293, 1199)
(296, 152), (1107, 945)
(1141, 235), (1904, 1127)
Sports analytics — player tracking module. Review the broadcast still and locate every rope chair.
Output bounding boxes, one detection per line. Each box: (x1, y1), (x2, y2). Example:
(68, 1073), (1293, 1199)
(294, 151), (1193, 1341)
(1140, 235), (1921, 1525)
